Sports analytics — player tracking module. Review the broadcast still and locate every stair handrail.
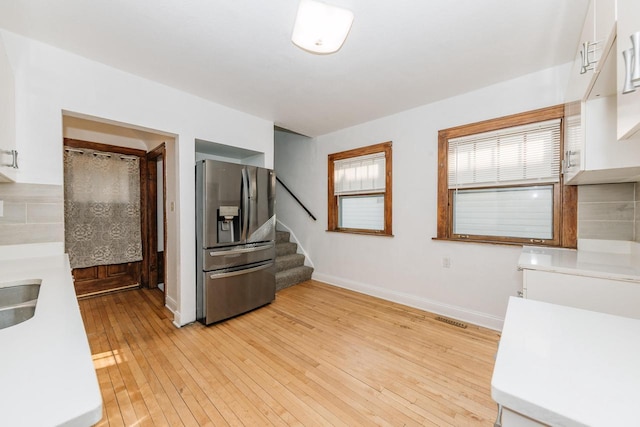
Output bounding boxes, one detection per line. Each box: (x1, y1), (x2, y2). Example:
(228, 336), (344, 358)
(275, 176), (317, 221)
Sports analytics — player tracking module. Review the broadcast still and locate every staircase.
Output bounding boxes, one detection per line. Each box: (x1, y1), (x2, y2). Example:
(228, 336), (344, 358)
(275, 230), (313, 291)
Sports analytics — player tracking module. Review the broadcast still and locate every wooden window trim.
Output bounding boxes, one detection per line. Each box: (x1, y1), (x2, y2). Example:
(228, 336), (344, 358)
(436, 105), (577, 248)
(328, 141), (393, 236)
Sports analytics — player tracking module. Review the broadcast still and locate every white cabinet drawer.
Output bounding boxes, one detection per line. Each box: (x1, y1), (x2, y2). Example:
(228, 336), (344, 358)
(523, 269), (640, 319)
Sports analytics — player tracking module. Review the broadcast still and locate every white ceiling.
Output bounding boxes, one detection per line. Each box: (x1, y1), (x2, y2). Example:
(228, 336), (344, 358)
(0, 0), (588, 137)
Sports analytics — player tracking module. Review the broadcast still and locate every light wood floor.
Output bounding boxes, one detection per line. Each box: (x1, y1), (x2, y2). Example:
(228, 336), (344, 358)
(79, 280), (501, 426)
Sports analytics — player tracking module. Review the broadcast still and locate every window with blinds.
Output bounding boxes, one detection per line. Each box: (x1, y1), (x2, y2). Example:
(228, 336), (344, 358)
(334, 152), (386, 195)
(436, 106), (573, 246)
(447, 119), (560, 240)
(328, 142), (392, 235)
(447, 119), (561, 189)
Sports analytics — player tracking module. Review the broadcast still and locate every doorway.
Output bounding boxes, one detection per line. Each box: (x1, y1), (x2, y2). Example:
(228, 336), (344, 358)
(63, 138), (147, 297)
(62, 113), (174, 309)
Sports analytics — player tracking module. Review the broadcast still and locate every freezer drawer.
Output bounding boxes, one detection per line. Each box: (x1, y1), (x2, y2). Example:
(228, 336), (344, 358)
(199, 261), (275, 325)
(202, 242), (275, 271)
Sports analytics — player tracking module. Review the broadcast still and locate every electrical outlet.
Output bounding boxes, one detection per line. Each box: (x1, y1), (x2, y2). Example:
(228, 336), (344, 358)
(442, 256), (451, 268)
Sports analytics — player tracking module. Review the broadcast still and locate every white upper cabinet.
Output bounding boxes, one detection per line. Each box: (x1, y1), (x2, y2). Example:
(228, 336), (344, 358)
(564, 89), (640, 185)
(566, 0), (617, 103)
(0, 34), (17, 182)
(617, 0), (640, 139)
(564, 0), (640, 184)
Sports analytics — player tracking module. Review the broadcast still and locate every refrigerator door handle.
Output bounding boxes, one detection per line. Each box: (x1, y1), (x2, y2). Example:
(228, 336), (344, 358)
(209, 262), (274, 279)
(241, 167), (250, 242)
(209, 243), (274, 257)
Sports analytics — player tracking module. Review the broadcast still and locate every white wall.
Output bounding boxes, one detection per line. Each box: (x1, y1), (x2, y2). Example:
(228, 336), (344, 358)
(63, 115), (155, 151)
(1, 29), (274, 326)
(275, 64), (572, 330)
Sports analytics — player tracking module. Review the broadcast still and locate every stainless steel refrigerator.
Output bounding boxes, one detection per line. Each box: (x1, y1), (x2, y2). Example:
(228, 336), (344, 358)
(196, 159), (276, 325)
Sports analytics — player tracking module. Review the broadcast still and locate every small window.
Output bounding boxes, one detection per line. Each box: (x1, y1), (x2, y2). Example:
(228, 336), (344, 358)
(328, 142), (392, 236)
(437, 105), (577, 247)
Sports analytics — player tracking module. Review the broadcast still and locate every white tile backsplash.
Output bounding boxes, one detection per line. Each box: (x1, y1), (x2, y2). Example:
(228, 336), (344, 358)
(578, 183), (637, 241)
(0, 183), (64, 247)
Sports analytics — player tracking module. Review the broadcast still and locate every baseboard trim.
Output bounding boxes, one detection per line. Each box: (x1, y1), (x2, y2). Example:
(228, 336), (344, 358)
(76, 283), (139, 299)
(164, 295), (183, 328)
(171, 310), (183, 329)
(165, 294), (177, 312)
(313, 272), (504, 331)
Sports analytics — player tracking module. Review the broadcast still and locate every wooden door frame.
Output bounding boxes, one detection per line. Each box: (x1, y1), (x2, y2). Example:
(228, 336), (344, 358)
(145, 143), (167, 300)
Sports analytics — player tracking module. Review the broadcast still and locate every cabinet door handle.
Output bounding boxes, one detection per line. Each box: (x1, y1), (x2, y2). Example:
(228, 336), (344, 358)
(622, 32), (640, 95)
(622, 48), (636, 94)
(1, 150), (18, 169)
(565, 150), (575, 169)
(580, 40), (599, 74)
(630, 32), (640, 83)
(493, 403), (503, 427)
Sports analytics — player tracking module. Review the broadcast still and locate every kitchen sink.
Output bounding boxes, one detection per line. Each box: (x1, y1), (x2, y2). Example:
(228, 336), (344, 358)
(0, 282), (41, 308)
(0, 304), (37, 329)
(0, 280), (41, 329)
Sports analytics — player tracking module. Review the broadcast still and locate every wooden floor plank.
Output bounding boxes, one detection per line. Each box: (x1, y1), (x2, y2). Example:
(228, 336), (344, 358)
(268, 284), (496, 422)
(249, 286), (476, 426)
(128, 299), (240, 426)
(237, 307), (429, 426)
(79, 280), (500, 426)
(179, 326), (299, 426)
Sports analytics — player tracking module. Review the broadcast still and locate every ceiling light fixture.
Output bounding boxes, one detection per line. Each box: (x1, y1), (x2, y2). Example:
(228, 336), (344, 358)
(291, 0), (354, 55)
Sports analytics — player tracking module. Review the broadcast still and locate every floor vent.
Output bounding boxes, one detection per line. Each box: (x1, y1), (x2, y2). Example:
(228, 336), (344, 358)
(435, 316), (468, 329)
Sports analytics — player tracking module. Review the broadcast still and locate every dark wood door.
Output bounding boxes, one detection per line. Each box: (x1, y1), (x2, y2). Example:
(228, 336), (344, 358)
(64, 138), (148, 298)
(146, 144), (167, 297)
(147, 155), (159, 288)
(73, 262), (142, 297)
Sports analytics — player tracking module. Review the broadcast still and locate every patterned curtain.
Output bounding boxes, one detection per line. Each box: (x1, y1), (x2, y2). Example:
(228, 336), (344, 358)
(64, 147), (143, 269)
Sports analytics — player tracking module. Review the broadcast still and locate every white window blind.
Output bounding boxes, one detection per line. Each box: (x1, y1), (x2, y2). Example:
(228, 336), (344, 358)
(448, 119), (561, 189)
(453, 186), (553, 239)
(334, 152), (385, 195)
(339, 195), (385, 230)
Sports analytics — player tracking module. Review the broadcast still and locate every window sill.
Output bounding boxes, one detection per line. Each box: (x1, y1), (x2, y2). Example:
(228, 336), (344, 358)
(327, 229), (394, 237)
(431, 237), (575, 249)
(432, 237), (523, 246)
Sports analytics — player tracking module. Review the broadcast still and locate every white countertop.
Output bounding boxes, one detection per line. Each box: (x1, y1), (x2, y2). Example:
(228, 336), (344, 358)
(0, 255), (102, 427)
(518, 244), (640, 282)
(492, 297), (640, 426)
